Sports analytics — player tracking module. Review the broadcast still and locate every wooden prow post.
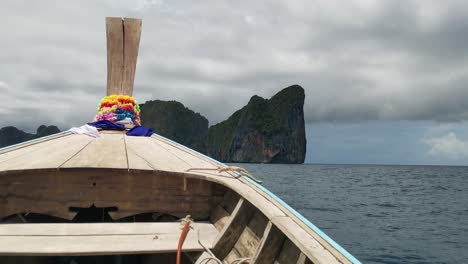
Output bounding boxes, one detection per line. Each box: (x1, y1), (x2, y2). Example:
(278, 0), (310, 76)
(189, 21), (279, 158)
(106, 17), (142, 96)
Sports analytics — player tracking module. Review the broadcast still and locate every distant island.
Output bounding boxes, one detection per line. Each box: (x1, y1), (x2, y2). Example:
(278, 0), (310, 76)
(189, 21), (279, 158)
(0, 125), (60, 148)
(0, 85), (306, 163)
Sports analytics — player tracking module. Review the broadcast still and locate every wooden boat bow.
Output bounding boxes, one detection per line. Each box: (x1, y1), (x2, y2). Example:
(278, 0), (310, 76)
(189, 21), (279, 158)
(0, 17), (361, 264)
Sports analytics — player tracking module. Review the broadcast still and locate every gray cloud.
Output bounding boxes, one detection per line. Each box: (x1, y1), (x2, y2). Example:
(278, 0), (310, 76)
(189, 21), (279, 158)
(1, 0), (468, 133)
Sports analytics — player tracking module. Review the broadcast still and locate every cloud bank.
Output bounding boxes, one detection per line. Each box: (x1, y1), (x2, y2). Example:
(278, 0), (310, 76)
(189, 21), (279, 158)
(1, 0), (468, 132)
(423, 132), (468, 160)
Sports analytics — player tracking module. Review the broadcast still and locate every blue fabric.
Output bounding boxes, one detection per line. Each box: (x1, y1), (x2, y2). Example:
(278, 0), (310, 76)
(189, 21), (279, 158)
(126, 126), (154, 137)
(87, 120), (125, 130)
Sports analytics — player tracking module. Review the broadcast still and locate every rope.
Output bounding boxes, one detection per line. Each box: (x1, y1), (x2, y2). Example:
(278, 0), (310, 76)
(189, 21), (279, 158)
(186, 166), (263, 184)
(176, 215), (193, 264)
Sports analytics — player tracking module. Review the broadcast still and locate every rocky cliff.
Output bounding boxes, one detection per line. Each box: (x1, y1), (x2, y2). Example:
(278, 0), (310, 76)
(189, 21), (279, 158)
(1, 86), (306, 163)
(140, 100), (209, 152)
(0, 125), (60, 148)
(206, 85), (306, 163)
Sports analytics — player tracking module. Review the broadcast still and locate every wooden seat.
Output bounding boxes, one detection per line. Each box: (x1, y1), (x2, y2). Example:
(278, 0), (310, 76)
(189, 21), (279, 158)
(0, 222), (217, 256)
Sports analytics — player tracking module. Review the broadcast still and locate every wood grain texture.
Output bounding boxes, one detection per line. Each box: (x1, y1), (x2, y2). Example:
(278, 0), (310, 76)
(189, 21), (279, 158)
(212, 199), (256, 260)
(0, 222), (217, 256)
(125, 135), (190, 172)
(106, 17), (124, 95)
(121, 18), (141, 94)
(106, 17), (141, 96)
(274, 239), (301, 264)
(209, 190), (240, 231)
(251, 221), (286, 264)
(0, 135), (93, 172)
(297, 253), (314, 264)
(209, 205), (230, 231)
(273, 216), (340, 264)
(231, 210), (268, 258)
(61, 133), (127, 169)
(0, 170), (226, 221)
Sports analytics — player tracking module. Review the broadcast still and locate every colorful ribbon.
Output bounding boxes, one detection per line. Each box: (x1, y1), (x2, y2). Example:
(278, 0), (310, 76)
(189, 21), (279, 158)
(93, 95), (141, 125)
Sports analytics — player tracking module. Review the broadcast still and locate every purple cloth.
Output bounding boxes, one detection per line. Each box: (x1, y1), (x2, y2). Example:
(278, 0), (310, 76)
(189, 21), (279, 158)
(87, 120), (125, 130)
(126, 126), (154, 137)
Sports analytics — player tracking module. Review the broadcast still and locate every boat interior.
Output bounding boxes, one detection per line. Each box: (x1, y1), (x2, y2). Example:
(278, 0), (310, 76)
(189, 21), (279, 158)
(0, 169), (315, 264)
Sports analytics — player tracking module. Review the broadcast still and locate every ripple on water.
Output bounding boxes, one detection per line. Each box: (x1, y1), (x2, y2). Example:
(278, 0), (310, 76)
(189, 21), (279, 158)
(232, 163), (468, 264)
(365, 212), (390, 218)
(376, 202), (398, 208)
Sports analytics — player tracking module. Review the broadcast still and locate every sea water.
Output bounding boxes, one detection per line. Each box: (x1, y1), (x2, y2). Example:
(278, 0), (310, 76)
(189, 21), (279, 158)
(231, 163), (468, 264)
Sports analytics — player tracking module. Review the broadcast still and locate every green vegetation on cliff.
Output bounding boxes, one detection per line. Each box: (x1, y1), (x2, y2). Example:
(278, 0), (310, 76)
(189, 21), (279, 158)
(207, 85), (306, 163)
(140, 100), (208, 152)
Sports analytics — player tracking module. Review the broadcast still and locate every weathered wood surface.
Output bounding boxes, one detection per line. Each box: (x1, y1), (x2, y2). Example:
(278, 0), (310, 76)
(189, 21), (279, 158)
(0, 170), (225, 220)
(0, 135), (92, 171)
(209, 205), (230, 232)
(252, 221), (286, 264)
(0, 132), (70, 156)
(106, 17), (141, 96)
(0, 222), (217, 256)
(122, 18), (141, 94)
(273, 216), (340, 264)
(125, 135), (192, 171)
(106, 17), (124, 95)
(60, 133), (127, 169)
(209, 190), (240, 231)
(274, 239), (302, 264)
(231, 210), (268, 258)
(212, 199), (256, 260)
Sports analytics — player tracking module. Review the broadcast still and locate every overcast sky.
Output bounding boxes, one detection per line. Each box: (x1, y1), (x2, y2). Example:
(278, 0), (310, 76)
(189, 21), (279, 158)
(1, 0), (468, 165)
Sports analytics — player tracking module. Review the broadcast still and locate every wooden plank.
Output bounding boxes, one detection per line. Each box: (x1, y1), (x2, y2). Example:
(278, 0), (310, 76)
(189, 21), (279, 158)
(0, 135), (73, 169)
(273, 216), (341, 264)
(125, 136), (191, 171)
(209, 205), (230, 231)
(124, 137), (154, 171)
(0, 222), (217, 256)
(212, 198), (256, 260)
(224, 248), (242, 263)
(106, 17), (124, 95)
(0, 170), (226, 221)
(297, 253), (314, 264)
(232, 210), (268, 257)
(121, 18), (142, 95)
(149, 136), (218, 170)
(61, 133), (127, 169)
(0, 135), (93, 172)
(209, 189), (241, 232)
(251, 221), (286, 264)
(0, 132), (70, 155)
(274, 239), (301, 264)
(0, 222), (213, 236)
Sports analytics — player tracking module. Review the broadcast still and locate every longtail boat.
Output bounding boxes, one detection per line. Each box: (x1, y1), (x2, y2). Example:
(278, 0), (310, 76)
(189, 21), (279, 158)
(0, 17), (361, 264)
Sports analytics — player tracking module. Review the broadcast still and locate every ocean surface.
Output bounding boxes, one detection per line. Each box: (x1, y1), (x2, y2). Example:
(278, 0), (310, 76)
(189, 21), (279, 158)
(231, 163), (468, 264)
